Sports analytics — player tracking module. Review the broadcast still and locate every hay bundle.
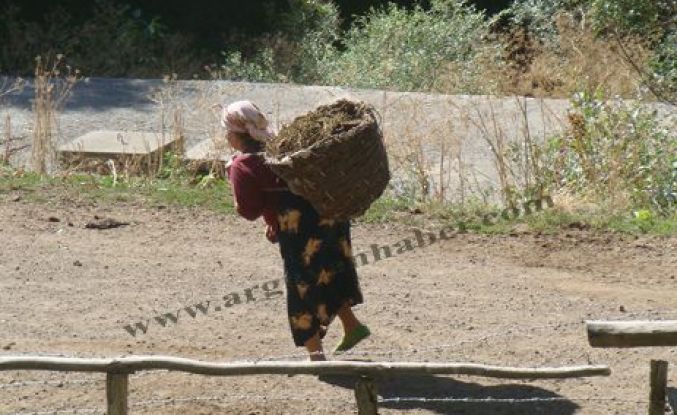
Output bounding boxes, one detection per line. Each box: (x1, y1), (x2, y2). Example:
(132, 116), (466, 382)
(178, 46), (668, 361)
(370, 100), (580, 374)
(265, 99), (390, 220)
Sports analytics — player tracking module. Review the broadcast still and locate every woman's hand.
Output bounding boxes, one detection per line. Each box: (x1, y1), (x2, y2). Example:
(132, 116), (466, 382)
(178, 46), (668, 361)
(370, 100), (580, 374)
(265, 223), (279, 244)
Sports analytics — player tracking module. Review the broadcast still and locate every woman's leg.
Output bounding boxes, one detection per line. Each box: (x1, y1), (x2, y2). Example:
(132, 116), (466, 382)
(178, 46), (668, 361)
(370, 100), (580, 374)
(304, 333), (326, 361)
(337, 302), (361, 336)
(333, 302), (370, 353)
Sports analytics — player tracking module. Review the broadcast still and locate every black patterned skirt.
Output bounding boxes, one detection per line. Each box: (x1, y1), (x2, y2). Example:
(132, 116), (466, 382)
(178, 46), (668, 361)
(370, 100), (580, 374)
(276, 191), (364, 347)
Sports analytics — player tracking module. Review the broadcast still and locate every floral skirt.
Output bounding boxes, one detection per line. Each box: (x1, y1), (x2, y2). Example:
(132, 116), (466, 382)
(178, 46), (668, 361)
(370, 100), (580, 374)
(276, 191), (364, 347)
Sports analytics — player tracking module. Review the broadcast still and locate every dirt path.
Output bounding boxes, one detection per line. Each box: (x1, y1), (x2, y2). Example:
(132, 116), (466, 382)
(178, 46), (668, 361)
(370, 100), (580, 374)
(1, 195), (676, 414)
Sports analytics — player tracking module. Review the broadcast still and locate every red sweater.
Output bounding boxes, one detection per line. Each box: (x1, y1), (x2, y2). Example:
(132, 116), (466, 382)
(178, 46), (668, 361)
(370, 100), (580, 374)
(227, 153), (285, 227)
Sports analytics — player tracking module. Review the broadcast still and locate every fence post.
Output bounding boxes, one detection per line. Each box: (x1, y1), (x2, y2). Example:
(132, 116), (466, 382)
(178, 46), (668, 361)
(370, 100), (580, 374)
(649, 360), (669, 415)
(106, 373), (129, 415)
(355, 376), (378, 415)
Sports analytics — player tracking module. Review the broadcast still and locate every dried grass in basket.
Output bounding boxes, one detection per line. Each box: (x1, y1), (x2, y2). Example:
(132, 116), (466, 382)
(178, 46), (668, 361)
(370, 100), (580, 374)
(265, 99), (390, 220)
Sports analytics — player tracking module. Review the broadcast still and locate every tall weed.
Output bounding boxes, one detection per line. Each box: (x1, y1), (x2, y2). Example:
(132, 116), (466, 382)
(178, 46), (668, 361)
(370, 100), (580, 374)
(546, 91), (675, 213)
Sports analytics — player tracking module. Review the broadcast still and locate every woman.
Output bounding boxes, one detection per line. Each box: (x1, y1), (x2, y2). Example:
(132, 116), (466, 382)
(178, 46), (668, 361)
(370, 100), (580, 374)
(222, 100), (370, 361)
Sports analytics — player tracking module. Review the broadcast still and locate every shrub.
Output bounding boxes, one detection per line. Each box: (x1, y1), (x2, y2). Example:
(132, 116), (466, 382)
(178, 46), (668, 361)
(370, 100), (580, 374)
(0, 1), (201, 77)
(504, 15), (650, 98)
(219, 0), (340, 84)
(323, 0), (487, 92)
(501, 0), (582, 38)
(588, 0), (674, 37)
(547, 91), (676, 213)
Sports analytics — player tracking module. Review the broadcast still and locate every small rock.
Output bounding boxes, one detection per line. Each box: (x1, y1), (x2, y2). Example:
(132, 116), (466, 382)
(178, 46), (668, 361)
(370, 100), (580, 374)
(73, 260), (83, 267)
(567, 221), (589, 230)
(619, 305), (626, 312)
(11, 195), (21, 202)
(510, 223), (531, 234)
(85, 218), (129, 230)
(2, 342), (15, 350)
(47, 216), (60, 223)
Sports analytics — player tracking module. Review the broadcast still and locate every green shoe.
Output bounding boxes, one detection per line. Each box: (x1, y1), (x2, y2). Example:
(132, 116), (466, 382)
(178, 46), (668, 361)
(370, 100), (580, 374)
(334, 324), (371, 354)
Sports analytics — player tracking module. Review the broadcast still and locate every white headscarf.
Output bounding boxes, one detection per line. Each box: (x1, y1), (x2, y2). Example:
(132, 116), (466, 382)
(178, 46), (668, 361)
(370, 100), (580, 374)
(220, 100), (275, 142)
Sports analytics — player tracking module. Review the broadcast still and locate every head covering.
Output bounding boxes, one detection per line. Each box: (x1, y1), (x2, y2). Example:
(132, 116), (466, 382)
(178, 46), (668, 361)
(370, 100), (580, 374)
(221, 100), (275, 142)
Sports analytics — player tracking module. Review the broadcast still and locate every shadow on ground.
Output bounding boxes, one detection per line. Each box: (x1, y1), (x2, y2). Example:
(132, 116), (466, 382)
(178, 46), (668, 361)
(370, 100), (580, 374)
(5, 78), (161, 111)
(319, 374), (579, 415)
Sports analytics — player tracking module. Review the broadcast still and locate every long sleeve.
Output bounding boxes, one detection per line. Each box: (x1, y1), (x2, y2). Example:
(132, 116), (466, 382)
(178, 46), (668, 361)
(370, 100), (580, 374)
(228, 154), (283, 226)
(229, 157), (265, 221)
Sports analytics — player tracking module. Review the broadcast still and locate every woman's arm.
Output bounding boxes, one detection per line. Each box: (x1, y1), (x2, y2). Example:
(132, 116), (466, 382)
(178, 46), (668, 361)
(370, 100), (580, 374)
(228, 157), (265, 221)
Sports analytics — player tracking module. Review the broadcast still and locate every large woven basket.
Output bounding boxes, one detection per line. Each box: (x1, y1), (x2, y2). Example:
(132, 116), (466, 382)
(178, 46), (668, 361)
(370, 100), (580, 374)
(265, 100), (390, 220)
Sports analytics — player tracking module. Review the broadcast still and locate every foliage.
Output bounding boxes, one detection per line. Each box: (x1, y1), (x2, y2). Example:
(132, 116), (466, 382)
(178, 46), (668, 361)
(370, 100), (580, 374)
(0, 164), (235, 214)
(217, 0), (341, 84)
(649, 31), (677, 101)
(588, 0), (675, 37)
(0, 0), (200, 77)
(501, 0), (582, 38)
(220, 48), (284, 83)
(323, 0), (487, 92)
(282, 0), (342, 84)
(547, 91), (676, 213)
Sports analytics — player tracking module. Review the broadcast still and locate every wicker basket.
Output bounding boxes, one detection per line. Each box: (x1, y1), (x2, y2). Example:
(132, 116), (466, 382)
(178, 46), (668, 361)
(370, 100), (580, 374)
(265, 100), (390, 220)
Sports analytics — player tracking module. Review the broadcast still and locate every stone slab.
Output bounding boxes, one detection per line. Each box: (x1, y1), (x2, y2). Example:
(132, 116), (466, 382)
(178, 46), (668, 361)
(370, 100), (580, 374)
(58, 130), (175, 156)
(184, 138), (231, 163)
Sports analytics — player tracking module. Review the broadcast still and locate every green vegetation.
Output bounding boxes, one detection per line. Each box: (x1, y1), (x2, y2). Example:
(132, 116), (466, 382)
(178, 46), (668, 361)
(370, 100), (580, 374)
(219, 0), (674, 102)
(2, 161), (674, 235)
(543, 93), (676, 214)
(321, 0), (487, 92)
(0, 165), (235, 214)
(2, 0), (673, 102)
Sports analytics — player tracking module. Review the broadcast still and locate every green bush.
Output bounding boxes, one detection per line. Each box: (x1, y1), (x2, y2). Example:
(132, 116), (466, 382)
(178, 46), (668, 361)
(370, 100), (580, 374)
(220, 48), (284, 83)
(0, 0), (200, 77)
(502, 0), (581, 38)
(547, 91), (676, 213)
(649, 31), (677, 101)
(219, 0), (340, 84)
(588, 0), (674, 37)
(323, 0), (487, 92)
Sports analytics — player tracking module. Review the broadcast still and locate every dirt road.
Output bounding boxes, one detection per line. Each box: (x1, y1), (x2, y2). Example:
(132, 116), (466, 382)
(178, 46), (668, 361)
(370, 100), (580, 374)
(1, 194), (676, 414)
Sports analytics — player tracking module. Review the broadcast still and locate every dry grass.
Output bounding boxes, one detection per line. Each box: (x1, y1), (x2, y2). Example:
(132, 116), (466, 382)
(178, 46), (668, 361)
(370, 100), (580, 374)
(3, 115), (11, 165)
(381, 94), (467, 206)
(498, 15), (652, 98)
(0, 77), (24, 165)
(437, 13), (653, 99)
(31, 55), (79, 175)
(269, 99), (366, 157)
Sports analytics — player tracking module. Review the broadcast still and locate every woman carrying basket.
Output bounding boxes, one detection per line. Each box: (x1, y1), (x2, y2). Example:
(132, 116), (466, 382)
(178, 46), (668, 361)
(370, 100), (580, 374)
(222, 100), (370, 361)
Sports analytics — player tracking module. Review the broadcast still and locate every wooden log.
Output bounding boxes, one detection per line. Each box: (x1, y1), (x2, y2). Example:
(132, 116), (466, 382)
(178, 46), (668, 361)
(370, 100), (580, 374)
(587, 320), (677, 348)
(649, 360), (669, 415)
(106, 373), (128, 415)
(0, 355), (610, 379)
(355, 377), (378, 415)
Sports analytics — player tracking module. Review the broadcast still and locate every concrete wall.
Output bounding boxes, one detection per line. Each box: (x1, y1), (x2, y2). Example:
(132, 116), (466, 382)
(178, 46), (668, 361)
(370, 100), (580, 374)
(2, 78), (673, 201)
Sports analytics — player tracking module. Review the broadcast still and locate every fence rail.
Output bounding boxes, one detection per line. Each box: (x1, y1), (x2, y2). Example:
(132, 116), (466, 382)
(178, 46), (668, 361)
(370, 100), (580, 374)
(586, 320), (677, 415)
(0, 354), (610, 415)
(586, 320), (677, 348)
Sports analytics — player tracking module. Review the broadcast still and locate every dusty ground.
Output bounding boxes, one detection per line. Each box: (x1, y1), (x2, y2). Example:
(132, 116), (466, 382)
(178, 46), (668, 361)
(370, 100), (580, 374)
(1, 192), (676, 415)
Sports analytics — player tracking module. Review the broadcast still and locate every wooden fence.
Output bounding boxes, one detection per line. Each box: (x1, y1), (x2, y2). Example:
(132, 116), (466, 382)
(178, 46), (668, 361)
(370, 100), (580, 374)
(0, 355), (611, 415)
(587, 320), (677, 415)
